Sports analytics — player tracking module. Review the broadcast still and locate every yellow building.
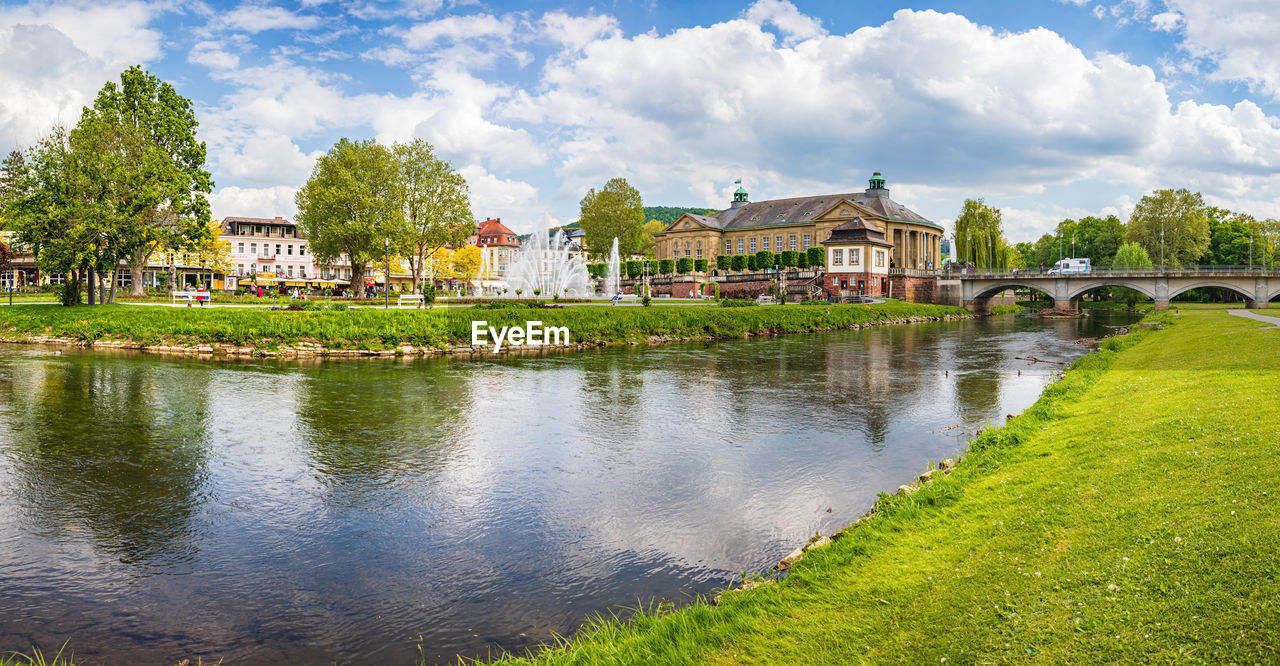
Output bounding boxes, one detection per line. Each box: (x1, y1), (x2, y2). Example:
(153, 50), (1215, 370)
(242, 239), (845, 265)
(654, 173), (943, 270)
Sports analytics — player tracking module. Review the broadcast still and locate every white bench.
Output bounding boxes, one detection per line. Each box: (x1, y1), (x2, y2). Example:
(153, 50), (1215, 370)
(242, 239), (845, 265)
(172, 290), (211, 305)
(398, 294), (425, 307)
(756, 295), (776, 304)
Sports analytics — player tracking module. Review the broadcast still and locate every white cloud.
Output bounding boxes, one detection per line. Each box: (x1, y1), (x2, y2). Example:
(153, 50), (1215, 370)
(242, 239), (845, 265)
(743, 0), (825, 45)
(0, 1), (165, 152)
(209, 184), (299, 219)
(1149, 11), (1182, 31)
(457, 165), (548, 232)
(211, 3), (323, 34)
(399, 12), (514, 49)
(1165, 0), (1280, 100)
(538, 11), (618, 51)
(497, 6), (1280, 241)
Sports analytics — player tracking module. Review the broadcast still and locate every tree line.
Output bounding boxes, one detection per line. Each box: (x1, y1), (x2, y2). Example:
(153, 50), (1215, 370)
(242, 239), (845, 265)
(0, 67), (477, 303)
(955, 189), (1279, 271)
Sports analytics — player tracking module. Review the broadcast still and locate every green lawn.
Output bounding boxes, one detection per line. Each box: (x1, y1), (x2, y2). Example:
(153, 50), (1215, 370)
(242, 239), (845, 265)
(0, 300), (967, 351)
(493, 309), (1280, 664)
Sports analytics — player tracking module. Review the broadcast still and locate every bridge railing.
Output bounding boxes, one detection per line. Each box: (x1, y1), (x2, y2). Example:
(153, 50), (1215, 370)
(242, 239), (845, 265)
(887, 268), (941, 278)
(947, 265), (1280, 278)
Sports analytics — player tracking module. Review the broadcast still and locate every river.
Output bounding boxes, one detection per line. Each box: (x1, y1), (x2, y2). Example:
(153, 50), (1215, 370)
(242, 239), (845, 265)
(0, 310), (1139, 664)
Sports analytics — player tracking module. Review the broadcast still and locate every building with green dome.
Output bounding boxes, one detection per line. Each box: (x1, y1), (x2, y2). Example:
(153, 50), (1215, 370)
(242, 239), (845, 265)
(653, 173), (944, 271)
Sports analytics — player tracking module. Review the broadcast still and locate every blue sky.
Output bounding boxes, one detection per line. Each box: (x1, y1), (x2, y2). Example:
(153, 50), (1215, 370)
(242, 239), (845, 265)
(2, 0), (1279, 244)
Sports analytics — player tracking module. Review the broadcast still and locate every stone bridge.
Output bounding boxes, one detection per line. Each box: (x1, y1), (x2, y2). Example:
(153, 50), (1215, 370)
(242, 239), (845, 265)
(956, 269), (1279, 314)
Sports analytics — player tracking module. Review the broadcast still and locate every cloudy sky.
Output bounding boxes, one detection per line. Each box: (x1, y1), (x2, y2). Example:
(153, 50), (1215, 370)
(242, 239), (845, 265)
(2, 0), (1279, 243)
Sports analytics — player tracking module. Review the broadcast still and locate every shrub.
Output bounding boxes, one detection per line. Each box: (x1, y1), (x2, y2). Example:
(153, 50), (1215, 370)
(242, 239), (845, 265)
(626, 260), (643, 279)
(640, 284), (652, 307)
(533, 289), (542, 296)
(731, 255), (747, 272)
(755, 250), (776, 271)
(658, 259), (674, 275)
(779, 250), (799, 268)
(329, 303), (349, 311)
(718, 298), (757, 307)
(57, 282), (78, 306)
(710, 281), (720, 299)
(422, 282), (436, 304)
(747, 255), (757, 271)
(797, 253), (809, 269)
(694, 258), (708, 273)
(806, 246), (825, 267)
(676, 257), (694, 274)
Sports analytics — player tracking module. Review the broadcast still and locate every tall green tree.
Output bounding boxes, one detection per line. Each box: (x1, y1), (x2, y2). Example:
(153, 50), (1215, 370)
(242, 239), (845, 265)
(578, 177), (645, 259)
(295, 138), (405, 295)
(4, 127), (97, 304)
(77, 66), (213, 297)
(1125, 189), (1210, 267)
(952, 198), (1013, 268)
(392, 139), (473, 294)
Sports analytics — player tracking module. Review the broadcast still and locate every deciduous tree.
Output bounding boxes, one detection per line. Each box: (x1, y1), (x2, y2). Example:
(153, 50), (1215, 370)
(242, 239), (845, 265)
(78, 66), (213, 297)
(392, 139), (473, 294)
(578, 178), (645, 259)
(295, 138), (404, 296)
(1125, 189), (1210, 267)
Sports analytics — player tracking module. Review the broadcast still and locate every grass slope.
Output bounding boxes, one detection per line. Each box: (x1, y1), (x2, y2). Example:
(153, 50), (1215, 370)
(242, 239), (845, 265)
(494, 310), (1280, 664)
(0, 301), (966, 351)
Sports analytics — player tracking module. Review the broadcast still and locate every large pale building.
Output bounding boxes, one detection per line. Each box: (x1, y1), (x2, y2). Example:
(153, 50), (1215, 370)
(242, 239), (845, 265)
(654, 173), (943, 270)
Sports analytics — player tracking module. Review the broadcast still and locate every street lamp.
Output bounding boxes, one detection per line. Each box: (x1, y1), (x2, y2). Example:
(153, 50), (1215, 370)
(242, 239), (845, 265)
(384, 237), (390, 309)
(1160, 224), (1165, 272)
(1250, 232), (1254, 270)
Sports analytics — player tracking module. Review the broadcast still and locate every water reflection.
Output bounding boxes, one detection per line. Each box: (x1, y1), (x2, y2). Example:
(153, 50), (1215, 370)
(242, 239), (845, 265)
(0, 311), (1140, 664)
(0, 355), (210, 570)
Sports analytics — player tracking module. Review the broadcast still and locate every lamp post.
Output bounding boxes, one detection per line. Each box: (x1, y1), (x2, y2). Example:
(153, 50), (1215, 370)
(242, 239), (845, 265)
(1250, 232), (1254, 270)
(384, 237), (390, 309)
(1160, 224), (1165, 272)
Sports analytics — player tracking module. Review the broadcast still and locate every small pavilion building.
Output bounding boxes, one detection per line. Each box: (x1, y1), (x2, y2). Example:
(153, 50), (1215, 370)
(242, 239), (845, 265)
(821, 217), (893, 297)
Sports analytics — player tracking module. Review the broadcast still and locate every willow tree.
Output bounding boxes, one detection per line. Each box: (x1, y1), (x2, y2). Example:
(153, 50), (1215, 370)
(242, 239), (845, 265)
(952, 198), (1013, 269)
(295, 139), (405, 295)
(393, 139), (473, 294)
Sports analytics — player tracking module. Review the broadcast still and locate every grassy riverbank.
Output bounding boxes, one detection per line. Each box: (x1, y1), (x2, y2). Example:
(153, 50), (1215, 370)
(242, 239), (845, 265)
(491, 309), (1280, 664)
(0, 300), (968, 353)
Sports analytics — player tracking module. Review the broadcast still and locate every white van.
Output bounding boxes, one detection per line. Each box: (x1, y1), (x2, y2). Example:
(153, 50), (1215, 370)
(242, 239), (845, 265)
(1047, 258), (1091, 274)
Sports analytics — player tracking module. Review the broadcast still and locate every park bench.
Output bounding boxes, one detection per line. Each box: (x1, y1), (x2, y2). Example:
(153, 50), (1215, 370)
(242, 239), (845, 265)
(172, 290), (211, 306)
(398, 294), (425, 308)
(756, 295), (776, 304)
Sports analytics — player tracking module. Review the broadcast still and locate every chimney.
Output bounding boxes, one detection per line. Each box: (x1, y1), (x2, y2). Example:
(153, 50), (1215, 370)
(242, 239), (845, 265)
(275, 216), (283, 220)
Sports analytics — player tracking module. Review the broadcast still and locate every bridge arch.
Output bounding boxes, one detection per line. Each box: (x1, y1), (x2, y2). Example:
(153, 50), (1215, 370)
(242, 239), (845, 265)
(973, 282), (1054, 302)
(1168, 282), (1255, 302)
(1066, 281), (1157, 302)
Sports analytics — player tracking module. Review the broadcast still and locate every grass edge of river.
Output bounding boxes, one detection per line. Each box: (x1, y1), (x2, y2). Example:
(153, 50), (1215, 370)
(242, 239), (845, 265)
(0, 301), (972, 359)
(480, 308), (1280, 664)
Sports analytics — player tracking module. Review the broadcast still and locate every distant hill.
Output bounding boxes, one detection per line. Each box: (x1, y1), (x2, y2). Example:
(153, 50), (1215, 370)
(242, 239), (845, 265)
(644, 206), (719, 225)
